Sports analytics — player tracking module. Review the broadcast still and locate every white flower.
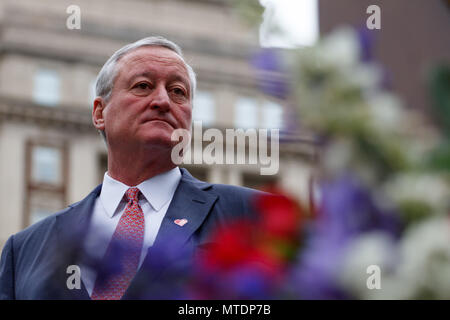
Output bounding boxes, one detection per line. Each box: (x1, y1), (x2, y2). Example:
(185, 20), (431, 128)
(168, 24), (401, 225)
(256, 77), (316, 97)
(383, 173), (450, 213)
(365, 92), (406, 135)
(397, 217), (450, 299)
(322, 138), (354, 173)
(346, 63), (382, 91)
(317, 27), (361, 70)
(338, 217), (450, 299)
(338, 232), (398, 299)
(322, 138), (382, 185)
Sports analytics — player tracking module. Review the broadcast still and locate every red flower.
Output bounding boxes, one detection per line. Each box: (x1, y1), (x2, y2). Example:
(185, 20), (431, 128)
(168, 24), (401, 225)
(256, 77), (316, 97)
(191, 188), (305, 299)
(254, 189), (303, 241)
(197, 220), (284, 276)
(201, 221), (255, 270)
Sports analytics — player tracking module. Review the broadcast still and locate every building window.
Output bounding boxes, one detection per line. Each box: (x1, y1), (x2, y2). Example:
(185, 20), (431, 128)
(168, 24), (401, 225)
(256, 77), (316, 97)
(193, 90), (215, 126)
(33, 69), (60, 106)
(25, 141), (67, 227)
(31, 146), (62, 185)
(262, 100), (283, 129)
(27, 191), (65, 226)
(234, 96), (258, 129)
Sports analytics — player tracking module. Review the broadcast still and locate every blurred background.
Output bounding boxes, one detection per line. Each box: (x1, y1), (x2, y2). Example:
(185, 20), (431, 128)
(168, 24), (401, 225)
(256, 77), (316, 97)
(0, 0), (448, 252)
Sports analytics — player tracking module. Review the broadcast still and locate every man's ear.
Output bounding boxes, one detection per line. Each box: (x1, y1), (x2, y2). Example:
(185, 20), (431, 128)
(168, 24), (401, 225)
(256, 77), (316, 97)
(92, 97), (106, 131)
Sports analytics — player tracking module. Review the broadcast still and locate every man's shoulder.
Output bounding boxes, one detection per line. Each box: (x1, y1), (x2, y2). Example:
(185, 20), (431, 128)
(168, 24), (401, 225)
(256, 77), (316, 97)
(9, 206), (72, 251)
(211, 184), (267, 220)
(209, 183), (264, 200)
(9, 184), (100, 251)
(180, 168), (265, 202)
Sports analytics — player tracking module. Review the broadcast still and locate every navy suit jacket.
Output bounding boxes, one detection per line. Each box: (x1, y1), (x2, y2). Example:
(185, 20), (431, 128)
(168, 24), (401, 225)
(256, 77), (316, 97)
(0, 168), (261, 299)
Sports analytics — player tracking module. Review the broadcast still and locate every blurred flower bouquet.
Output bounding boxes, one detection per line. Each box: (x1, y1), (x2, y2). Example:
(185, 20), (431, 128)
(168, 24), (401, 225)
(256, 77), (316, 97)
(188, 26), (450, 299)
(288, 27), (450, 299)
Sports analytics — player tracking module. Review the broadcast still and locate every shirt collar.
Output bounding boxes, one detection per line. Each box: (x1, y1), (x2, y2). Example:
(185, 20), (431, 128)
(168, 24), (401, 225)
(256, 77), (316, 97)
(99, 167), (182, 218)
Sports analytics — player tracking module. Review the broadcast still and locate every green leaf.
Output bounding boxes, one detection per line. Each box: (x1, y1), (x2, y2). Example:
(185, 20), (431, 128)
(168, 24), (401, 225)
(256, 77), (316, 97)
(426, 139), (450, 172)
(428, 64), (450, 137)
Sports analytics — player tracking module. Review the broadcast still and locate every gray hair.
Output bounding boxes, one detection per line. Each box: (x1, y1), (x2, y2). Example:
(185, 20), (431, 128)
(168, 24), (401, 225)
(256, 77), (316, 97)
(94, 36), (196, 141)
(96, 36), (196, 101)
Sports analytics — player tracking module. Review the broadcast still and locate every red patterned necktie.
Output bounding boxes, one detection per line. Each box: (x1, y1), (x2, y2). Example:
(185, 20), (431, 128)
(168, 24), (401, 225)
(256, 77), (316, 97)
(91, 187), (145, 300)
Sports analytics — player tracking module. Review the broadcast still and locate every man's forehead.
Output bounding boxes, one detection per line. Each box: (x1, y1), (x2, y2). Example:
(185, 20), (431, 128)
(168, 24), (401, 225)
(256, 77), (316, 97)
(117, 46), (188, 76)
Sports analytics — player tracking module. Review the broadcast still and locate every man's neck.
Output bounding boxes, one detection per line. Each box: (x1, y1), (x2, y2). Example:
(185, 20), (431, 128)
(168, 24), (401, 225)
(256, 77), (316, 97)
(106, 148), (176, 186)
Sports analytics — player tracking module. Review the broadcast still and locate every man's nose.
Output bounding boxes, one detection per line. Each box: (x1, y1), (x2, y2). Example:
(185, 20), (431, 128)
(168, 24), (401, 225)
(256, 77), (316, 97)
(148, 86), (170, 112)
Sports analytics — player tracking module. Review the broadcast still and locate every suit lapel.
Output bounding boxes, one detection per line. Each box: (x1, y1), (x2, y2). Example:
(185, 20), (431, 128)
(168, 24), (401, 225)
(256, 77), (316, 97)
(123, 169), (218, 299)
(54, 184), (102, 300)
(152, 169), (217, 249)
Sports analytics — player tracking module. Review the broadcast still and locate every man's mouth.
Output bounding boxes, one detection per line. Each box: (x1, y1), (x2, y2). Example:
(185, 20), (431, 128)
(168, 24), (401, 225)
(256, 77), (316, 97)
(144, 118), (175, 128)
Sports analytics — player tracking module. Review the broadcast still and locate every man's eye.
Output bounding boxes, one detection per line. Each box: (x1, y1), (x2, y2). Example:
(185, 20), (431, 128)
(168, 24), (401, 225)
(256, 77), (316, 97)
(172, 88), (186, 96)
(135, 83), (149, 90)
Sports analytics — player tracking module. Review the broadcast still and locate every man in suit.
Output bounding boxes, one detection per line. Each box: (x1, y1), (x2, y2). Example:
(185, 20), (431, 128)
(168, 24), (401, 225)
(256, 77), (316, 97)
(0, 36), (261, 299)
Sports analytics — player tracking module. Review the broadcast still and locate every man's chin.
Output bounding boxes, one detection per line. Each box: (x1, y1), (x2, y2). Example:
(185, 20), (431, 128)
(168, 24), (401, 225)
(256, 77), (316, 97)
(141, 134), (176, 150)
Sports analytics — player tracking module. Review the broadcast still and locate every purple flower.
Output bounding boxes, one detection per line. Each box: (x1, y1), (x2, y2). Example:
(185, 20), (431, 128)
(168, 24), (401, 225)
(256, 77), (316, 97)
(251, 47), (283, 72)
(357, 27), (393, 91)
(290, 174), (401, 299)
(189, 263), (277, 300)
(318, 174), (401, 239)
(251, 48), (290, 100)
(357, 28), (376, 63)
(289, 227), (351, 299)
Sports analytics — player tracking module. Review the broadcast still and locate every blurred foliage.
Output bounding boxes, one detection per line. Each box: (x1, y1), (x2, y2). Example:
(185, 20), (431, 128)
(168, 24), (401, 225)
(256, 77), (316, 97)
(427, 140), (450, 172)
(231, 0), (264, 27)
(429, 65), (450, 137)
(427, 65), (450, 172)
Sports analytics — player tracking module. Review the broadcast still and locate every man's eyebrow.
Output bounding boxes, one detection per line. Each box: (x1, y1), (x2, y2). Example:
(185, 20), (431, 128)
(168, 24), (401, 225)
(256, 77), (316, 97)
(168, 74), (190, 91)
(128, 72), (153, 83)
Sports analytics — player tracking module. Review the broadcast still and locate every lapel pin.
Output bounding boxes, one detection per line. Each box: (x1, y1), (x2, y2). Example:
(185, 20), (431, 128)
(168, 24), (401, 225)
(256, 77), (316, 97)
(174, 218), (188, 227)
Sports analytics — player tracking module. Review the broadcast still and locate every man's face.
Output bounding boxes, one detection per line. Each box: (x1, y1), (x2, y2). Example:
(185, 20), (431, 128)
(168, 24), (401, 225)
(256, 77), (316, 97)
(98, 46), (192, 152)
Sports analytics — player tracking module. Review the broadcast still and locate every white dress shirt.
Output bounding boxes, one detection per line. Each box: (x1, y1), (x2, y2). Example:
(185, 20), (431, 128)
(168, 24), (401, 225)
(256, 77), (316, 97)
(80, 167), (182, 296)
